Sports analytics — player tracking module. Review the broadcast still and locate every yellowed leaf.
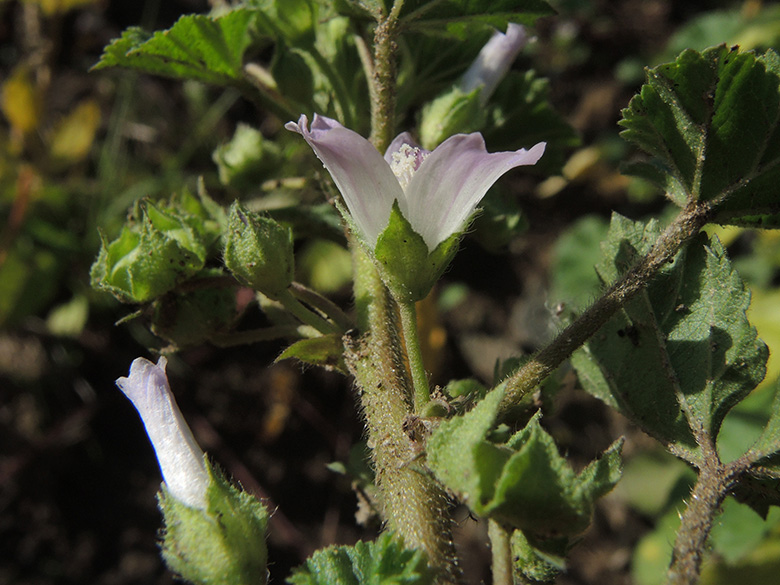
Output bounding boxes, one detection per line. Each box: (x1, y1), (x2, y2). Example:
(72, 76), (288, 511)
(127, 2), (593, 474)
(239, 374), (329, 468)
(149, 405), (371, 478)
(22, 0), (98, 16)
(49, 99), (101, 164)
(1, 68), (42, 133)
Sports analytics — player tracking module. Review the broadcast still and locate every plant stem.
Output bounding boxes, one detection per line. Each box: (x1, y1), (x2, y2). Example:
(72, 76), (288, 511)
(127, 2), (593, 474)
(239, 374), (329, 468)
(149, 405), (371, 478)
(666, 432), (732, 585)
(289, 282), (354, 331)
(499, 200), (714, 415)
(368, 3), (402, 152)
(276, 288), (339, 334)
(348, 244), (460, 584)
(210, 325), (313, 347)
(488, 520), (513, 585)
(398, 300), (430, 412)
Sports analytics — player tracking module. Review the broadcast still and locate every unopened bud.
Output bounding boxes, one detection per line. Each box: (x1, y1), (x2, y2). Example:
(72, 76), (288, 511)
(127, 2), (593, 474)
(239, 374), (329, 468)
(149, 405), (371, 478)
(223, 203), (294, 299)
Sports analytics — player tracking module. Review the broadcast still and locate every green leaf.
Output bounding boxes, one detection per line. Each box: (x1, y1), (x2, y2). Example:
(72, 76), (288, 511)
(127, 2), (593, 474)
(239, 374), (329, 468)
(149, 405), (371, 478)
(619, 46), (780, 224)
(549, 214), (610, 311)
(276, 334), (347, 373)
(151, 276), (237, 348)
(399, 0), (556, 39)
(746, 382), (780, 462)
(571, 214), (768, 465)
(93, 9), (259, 86)
(287, 533), (434, 585)
(427, 387), (623, 538)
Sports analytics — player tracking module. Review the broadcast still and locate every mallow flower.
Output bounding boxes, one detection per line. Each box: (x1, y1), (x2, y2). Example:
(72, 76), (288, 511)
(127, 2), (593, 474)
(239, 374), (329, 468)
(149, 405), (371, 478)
(286, 114), (545, 300)
(116, 356), (209, 509)
(460, 23), (529, 104)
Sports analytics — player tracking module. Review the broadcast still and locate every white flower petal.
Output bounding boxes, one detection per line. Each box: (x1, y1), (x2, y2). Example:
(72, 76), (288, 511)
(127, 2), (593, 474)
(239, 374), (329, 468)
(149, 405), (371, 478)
(405, 134), (546, 249)
(286, 114), (404, 246)
(460, 23), (528, 102)
(116, 357), (209, 509)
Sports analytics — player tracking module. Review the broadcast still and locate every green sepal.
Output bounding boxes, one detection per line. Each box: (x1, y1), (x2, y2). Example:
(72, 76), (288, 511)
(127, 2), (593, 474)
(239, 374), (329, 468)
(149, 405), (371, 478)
(90, 200), (208, 303)
(419, 85), (484, 150)
(427, 386), (624, 538)
(287, 532), (434, 585)
(619, 46), (780, 224)
(373, 202), (459, 303)
(223, 202), (294, 299)
(158, 458), (269, 585)
(276, 334), (347, 373)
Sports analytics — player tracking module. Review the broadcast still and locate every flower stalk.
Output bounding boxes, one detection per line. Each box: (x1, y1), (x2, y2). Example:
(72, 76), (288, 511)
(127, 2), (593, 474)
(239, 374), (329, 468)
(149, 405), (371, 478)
(398, 298), (430, 412)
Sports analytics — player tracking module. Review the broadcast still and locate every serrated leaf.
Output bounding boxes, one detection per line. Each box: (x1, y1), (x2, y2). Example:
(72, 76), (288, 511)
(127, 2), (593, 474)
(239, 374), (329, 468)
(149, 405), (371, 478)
(747, 382), (780, 462)
(93, 9), (259, 86)
(399, 0), (555, 39)
(572, 214), (768, 465)
(619, 46), (780, 224)
(427, 387), (622, 538)
(287, 533), (434, 585)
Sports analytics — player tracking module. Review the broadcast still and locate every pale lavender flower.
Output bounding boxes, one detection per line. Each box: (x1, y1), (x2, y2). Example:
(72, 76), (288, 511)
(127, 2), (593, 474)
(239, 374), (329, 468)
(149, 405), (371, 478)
(460, 23), (529, 104)
(116, 357), (209, 509)
(286, 114), (545, 251)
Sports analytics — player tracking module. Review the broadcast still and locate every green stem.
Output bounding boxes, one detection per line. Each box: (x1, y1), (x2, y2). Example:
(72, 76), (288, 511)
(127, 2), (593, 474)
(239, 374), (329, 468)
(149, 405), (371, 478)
(210, 325), (312, 347)
(499, 200), (714, 415)
(398, 300), (430, 412)
(276, 288), (339, 335)
(289, 282), (354, 331)
(488, 520), (514, 585)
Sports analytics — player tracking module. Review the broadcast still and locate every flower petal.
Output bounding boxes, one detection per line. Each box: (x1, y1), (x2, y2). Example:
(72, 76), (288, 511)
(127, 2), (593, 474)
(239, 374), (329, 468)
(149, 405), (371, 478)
(117, 357), (209, 509)
(405, 135), (546, 249)
(460, 23), (529, 102)
(286, 114), (404, 246)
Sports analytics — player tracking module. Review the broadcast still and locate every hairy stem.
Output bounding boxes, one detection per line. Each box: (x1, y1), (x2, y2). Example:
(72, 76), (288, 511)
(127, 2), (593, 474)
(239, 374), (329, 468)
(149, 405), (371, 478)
(488, 520), (513, 585)
(398, 300), (431, 412)
(666, 432), (732, 585)
(500, 200), (714, 415)
(368, 4), (402, 151)
(347, 245), (460, 584)
(276, 288), (339, 334)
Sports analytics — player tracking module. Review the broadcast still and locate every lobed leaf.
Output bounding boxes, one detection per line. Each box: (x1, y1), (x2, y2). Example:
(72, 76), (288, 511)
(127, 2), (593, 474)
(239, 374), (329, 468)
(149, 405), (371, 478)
(287, 533), (434, 585)
(427, 386), (623, 538)
(620, 46), (780, 225)
(572, 214), (768, 465)
(93, 9), (259, 86)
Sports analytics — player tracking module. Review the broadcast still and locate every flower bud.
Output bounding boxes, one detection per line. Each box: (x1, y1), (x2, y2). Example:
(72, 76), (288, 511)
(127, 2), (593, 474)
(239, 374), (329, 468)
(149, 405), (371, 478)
(223, 202), (294, 299)
(158, 462), (269, 585)
(117, 356), (209, 508)
(117, 357), (269, 585)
